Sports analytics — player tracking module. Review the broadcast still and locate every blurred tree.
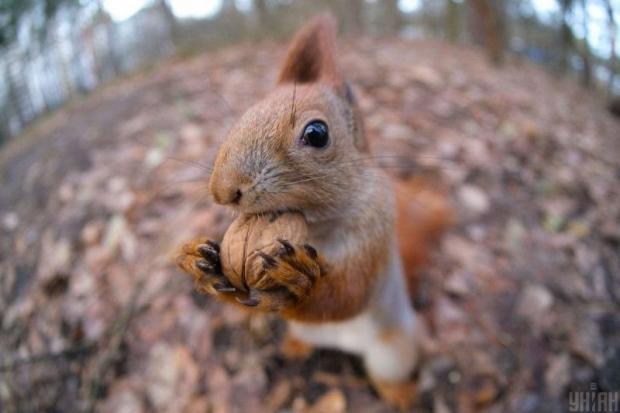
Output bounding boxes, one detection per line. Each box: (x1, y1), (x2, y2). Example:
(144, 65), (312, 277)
(0, 0), (81, 48)
(221, 0), (240, 19)
(578, 0), (591, 86)
(468, 0), (507, 64)
(603, 0), (616, 97)
(327, 0), (365, 34)
(156, 0), (178, 45)
(383, 0), (403, 33)
(557, 0), (593, 86)
(445, 0), (461, 42)
(558, 0), (575, 73)
(347, 0), (365, 33)
(414, 0), (445, 38)
(254, 0), (269, 28)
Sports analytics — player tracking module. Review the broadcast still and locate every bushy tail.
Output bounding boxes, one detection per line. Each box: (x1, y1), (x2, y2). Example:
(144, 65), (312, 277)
(395, 178), (453, 296)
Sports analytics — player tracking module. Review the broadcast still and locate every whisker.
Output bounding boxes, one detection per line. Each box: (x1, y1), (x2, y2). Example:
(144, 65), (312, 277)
(277, 176), (327, 188)
(259, 155), (458, 193)
(337, 153), (459, 164)
(146, 178), (211, 202)
(164, 155), (214, 173)
(333, 156), (462, 172)
(204, 71), (236, 116)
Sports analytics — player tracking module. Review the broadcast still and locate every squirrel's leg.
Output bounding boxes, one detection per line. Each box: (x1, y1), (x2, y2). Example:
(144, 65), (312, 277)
(361, 246), (422, 410)
(288, 244), (422, 409)
(288, 304), (421, 409)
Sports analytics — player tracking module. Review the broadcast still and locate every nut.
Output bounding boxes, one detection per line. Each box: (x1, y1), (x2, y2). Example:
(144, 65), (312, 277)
(220, 212), (308, 289)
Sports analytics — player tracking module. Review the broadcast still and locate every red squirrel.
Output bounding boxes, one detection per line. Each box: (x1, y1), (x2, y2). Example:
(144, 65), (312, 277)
(177, 15), (451, 409)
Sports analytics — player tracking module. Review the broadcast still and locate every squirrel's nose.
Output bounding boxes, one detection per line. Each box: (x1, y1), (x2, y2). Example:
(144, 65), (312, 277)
(209, 166), (250, 205)
(212, 186), (243, 205)
(209, 146), (252, 206)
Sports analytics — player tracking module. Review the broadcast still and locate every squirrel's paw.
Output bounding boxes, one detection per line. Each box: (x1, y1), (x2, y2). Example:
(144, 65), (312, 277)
(239, 239), (325, 311)
(176, 239), (238, 297)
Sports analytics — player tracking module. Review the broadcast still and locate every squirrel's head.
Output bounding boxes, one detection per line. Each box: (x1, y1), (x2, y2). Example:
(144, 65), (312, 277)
(209, 15), (369, 222)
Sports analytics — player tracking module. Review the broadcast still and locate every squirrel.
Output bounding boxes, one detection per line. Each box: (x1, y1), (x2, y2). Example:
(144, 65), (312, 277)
(176, 15), (452, 409)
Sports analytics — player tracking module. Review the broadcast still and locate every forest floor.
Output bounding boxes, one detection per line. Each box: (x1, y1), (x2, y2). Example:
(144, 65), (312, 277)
(1, 37), (619, 413)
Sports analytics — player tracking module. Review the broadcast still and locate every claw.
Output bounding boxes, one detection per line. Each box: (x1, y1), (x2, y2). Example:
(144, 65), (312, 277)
(214, 282), (236, 293)
(206, 240), (220, 252)
(198, 244), (219, 261)
(196, 259), (214, 273)
(303, 244), (318, 260)
(257, 251), (277, 268)
(236, 289), (260, 307)
(276, 238), (295, 255)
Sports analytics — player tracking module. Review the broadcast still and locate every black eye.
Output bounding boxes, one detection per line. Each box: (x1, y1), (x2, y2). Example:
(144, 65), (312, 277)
(301, 121), (329, 148)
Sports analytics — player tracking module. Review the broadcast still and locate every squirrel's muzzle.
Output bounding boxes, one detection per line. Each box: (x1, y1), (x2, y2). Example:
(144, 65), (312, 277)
(210, 171), (248, 206)
(209, 149), (253, 207)
(213, 186), (243, 205)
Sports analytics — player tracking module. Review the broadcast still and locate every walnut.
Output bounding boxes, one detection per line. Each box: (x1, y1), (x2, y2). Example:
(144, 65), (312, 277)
(220, 212), (308, 289)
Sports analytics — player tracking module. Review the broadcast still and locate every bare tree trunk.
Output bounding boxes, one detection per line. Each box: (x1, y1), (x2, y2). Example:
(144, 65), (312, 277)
(251, 0), (270, 39)
(469, 0), (504, 64)
(347, 0), (365, 34)
(221, 0), (239, 19)
(5, 64), (26, 128)
(445, 0), (460, 42)
(579, 0), (592, 86)
(560, 7), (572, 73)
(604, 0), (616, 97)
(255, 0), (268, 24)
(157, 0), (178, 46)
(383, 0), (403, 34)
(104, 22), (121, 77)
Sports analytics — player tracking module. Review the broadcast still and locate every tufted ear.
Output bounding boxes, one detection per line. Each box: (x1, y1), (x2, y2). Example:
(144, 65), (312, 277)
(277, 15), (345, 92)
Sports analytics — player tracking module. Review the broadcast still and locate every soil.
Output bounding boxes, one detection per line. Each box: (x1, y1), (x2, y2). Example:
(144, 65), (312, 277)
(1, 37), (619, 413)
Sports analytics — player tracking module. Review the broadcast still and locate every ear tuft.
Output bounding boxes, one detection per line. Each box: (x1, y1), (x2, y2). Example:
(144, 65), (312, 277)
(277, 14), (344, 89)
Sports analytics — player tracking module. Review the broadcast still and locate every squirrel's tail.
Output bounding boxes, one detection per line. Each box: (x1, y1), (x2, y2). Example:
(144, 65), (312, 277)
(395, 178), (453, 297)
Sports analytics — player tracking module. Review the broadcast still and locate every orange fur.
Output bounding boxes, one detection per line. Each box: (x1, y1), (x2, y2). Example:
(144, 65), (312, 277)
(177, 15), (452, 322)
(396, 179), (453, 296)
(175, 15), (452, 409)
(277, 15), (343, 90)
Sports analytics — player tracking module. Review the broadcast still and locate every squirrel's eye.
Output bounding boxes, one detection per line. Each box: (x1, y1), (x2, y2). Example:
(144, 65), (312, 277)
(301, 121), (329, 148)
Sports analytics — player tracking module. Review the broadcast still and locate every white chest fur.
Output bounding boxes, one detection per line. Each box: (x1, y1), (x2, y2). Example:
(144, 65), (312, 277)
(288, 238), (420, 381)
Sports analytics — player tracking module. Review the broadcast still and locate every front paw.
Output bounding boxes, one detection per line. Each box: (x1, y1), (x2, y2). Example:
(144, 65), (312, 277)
(239, 239), (325, 311)
(176, 239), (238, 297)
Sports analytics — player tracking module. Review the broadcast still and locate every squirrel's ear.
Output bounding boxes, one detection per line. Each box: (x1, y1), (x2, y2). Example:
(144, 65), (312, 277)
(277, 15), (345, 92)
